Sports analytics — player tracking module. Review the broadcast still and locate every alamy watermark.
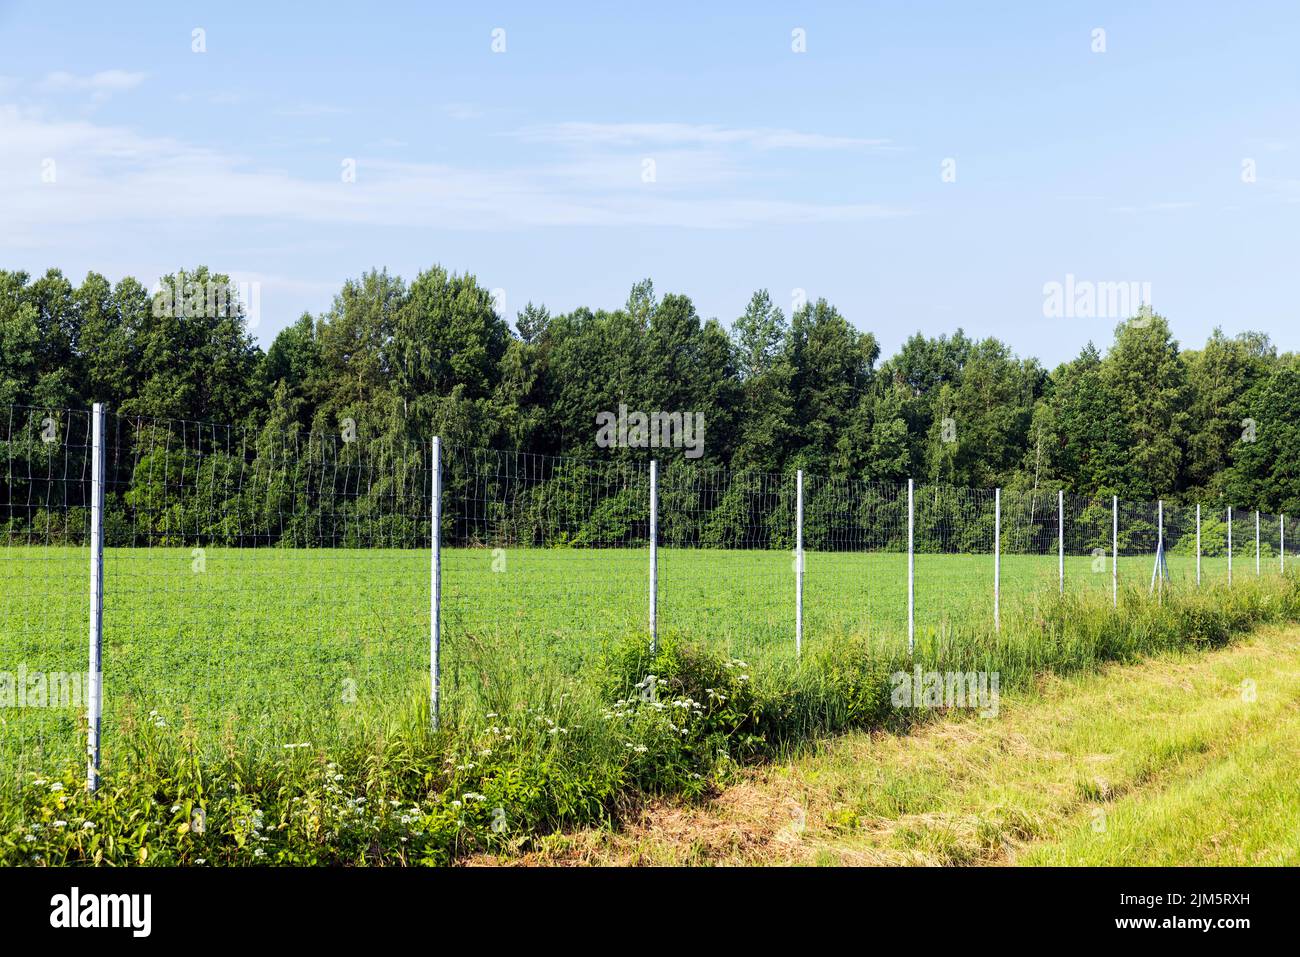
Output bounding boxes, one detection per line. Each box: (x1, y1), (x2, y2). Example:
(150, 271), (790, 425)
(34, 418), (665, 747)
(890, 667), (999, 717)
(0, 667), (91, 708)
(151, 279), (261, 329)
(50, 887), (151, 937)
(1042, 274), (1152, 321)
(595, 404), (705, 459)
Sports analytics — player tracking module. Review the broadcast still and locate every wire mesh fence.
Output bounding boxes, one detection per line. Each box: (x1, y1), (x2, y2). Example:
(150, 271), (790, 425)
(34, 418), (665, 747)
(2, 402), (1297, 782)
(1063, 492), (1115, 599)
(800, 475), (907, 653)
(657, 464), (792, 661)
(442, 446), (649, 672)
(0, 407), (94, 780)
(1000, 486), (1064, 614)
(915, 483), (998, 644)
(1163, 502), (1198, 585)
(3, 406), (435, 777)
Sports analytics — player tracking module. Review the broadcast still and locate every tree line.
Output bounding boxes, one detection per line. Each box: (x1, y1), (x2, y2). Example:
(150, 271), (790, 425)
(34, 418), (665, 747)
(3, 263), (1298, 521)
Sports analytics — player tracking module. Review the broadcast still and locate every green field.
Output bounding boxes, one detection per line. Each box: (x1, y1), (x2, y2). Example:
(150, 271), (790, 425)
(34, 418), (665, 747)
(0, 544), (1274, 772)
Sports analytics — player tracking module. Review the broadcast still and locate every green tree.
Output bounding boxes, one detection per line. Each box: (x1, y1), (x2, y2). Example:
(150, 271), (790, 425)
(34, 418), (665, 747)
(260, 313), (321, 424)
(730, 291), (794, 472)
(785, 297), (878, 475)
(1222, 363), (1300, 513)
(0, 271), (40, 407)
(124, 266), (263, 423)
(877, 330), (973, 475)
(1028, 344), (1132, 495)
(309, 269), (404, 439)
(1100, 314), (1189, 497)
(1182, 329), (1275, 496)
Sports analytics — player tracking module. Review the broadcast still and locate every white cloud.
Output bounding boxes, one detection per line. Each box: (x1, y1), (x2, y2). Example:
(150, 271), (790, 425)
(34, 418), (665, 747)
(441, 102), (482, 120)
(1109, 201), (1195, 214)
(1244, 138), (1291, 153)
(545, 149), (746, 191)
(39, 70), (145, 101)
(1270, 179), (1300, 203)
(517, 121), (894, 151)
(274, 103), (348, 117)
(0, 105), (908, 238)
(223, 271), (340, 299)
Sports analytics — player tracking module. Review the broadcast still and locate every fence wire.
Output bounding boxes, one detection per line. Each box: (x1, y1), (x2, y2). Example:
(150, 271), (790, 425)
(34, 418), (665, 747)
(3, 402), (1296, 778)
(0, 407), (94, 777)
(1000, 486), (1063, 614)
(4, 409), (434, 773)
(914, 483), (997, 641)
(808, 476), (908, 651)
(442, 446), (649, 674)
(657, 464), (791, 660)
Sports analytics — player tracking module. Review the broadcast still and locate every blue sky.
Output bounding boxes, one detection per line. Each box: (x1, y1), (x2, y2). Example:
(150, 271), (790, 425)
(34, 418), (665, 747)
(1, 1), (1297, 366)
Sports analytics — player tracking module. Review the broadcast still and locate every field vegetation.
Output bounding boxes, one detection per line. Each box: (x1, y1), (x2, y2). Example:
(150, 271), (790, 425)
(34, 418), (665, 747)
(527, 624), (1300, 866)
(1, 545), (1259, 766)
(2, 554), (1297, 866)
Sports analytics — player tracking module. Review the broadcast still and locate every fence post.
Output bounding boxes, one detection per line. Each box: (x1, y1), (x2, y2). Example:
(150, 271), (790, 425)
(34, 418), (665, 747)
(1248, 509), (1258, 574)
(429, 436), (442, 732)
(1283, 514), (1287, 575)
(907, 478), (915, 657)
(1156, 499), (1164, 602)
(649, 459), (658, 654)
(87, 404), (105, 793)
(795, 469), (804, 658)
(1196, 503), (1201, 587)
(994, 487), (1001, 632)
(1058, 489), (1064, 595)
(1228, 506), (1233, 585)
(1111, 494), (1118, 608)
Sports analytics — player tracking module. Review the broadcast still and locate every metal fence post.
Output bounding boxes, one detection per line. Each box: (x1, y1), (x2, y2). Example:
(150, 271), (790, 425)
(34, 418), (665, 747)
(87, 404), (105, 793)
(1283, 514), (1287, 575)
(1111, 494), (1118, 608)
(1058, 489), (1064, 595)
(649, 459), (658, 654)
(1256, 510), (1261, 576)
(795, 469), (803, 658)
(1196, 503), (1201, 587)
(1156, 499), (1164, 602)
(994, 487), (1001, 632)
(907, 478), (915, 656)
(1222, 504), (1232, 587)
(429, 436), (442, 732)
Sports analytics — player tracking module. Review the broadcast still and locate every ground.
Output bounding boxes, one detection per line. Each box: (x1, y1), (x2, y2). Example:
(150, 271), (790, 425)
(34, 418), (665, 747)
(475, 623), (1300, 866)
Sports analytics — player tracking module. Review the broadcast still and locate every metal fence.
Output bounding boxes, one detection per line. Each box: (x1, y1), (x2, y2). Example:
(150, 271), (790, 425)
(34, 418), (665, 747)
(1, 403), (1293, 786)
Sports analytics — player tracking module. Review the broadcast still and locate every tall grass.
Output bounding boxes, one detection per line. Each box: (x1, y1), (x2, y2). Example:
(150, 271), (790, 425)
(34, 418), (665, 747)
(5, 575), (1299, 866)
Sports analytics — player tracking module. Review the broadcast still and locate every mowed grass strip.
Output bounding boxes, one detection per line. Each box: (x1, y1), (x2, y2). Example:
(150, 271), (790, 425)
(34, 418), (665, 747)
(516, 624), (1300, 866)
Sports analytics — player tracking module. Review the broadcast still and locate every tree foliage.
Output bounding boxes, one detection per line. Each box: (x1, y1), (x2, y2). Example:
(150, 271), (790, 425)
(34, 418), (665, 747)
(1, 265), (1293, 533)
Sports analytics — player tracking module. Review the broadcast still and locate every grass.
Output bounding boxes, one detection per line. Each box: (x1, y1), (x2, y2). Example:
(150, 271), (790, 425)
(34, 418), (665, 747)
(541, 623), (1300, 866)
(0, 543), (1295, 865)
(0, 544), (1263, 769)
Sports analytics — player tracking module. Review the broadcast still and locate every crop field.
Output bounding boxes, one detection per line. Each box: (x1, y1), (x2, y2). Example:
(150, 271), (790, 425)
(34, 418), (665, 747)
(0, 544), (1265, 773)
